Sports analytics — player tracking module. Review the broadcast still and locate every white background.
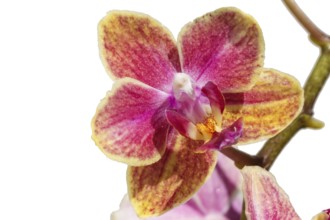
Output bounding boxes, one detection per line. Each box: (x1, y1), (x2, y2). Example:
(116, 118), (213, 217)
(0, 0), (329, 219)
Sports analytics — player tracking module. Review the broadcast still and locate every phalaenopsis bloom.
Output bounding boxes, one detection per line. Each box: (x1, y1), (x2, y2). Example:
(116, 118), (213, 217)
(92, 7), (304, 217)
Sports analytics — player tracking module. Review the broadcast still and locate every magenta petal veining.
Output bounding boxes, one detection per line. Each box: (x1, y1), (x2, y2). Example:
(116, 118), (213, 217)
(92, 78), (170, 166)
(99, 11), (181, 92)
(178, 7), (264, 92)
(241, 166), (301, 220)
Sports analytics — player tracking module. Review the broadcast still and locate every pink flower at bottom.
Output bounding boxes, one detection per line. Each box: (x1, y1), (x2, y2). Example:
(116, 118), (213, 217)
(112, 163), (329, 220)
(241, 166), (329, 220)
(111, 153), (243, 220)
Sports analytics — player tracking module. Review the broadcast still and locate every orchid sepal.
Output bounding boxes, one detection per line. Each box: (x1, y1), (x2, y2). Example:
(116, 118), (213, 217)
(223, 68), (304, 144)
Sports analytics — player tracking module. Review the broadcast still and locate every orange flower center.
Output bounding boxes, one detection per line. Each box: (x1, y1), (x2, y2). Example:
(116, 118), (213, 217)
(196, 116), (218, 140)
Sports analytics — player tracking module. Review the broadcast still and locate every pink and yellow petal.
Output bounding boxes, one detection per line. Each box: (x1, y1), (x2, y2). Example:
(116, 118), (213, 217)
(92, 78), (170, 166)
(127, 131), (218, 217)
(241, 166), (300, 220)
(98, 11), (180, 92)
(178, 7), (264, 93)
(222, 69), (304, 144)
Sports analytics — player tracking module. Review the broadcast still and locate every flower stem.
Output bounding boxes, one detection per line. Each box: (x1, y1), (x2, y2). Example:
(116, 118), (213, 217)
(221, 147), (263, 169)
(238, 3), (330, 220)
(258, 47), (330, 170)
(282, 0), (330, 45)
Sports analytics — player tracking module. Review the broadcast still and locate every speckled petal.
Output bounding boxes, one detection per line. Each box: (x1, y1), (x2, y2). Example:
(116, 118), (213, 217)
(92, 78), (170, 166)
(99, 11), (180, 92)
(241, 166), (300, 220)
(222, 69), (304, 144)
(127, 131), (218, 217)
(179, 7), (264, 92)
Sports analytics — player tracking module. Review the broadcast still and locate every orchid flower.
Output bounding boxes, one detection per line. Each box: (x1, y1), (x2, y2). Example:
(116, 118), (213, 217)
(111, 153), (243, 220)
(92, 7), (304, 217)
(241, 166), (330, 220)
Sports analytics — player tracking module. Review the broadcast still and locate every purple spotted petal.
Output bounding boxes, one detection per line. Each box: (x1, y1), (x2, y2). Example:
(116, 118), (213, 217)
(179, 7), (264, 92)
(241, 166), (301, 220)
(99, 11), (180, 92)
(92, 78), (170, 166)
(196, 118), (243, 152)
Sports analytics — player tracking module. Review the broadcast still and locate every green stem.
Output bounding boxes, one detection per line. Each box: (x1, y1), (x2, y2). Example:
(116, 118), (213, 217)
(238, 2), (330, 219)
(282, 0), (330, 45)
(303, 47), (330, 113)
(257, 47), (330, 170)
(221, 147), (263, 169)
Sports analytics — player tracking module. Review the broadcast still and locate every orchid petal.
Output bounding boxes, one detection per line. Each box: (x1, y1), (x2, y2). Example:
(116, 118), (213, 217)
(241, 166), (300, 220)
(127, 131), (218, 217)
(197, 118), (243, 152)
(165, 110), (202, 140)
(98, 11), (180, 92)
(179, 7), (264, 92)
(92, 78), (170, 166)
(222, 69), (304, 144)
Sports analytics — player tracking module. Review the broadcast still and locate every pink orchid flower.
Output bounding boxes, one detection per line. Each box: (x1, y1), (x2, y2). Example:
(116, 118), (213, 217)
(111, 153), (243, 220)
(241, 166), (330, 220)
(92, 7), (304, 217)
